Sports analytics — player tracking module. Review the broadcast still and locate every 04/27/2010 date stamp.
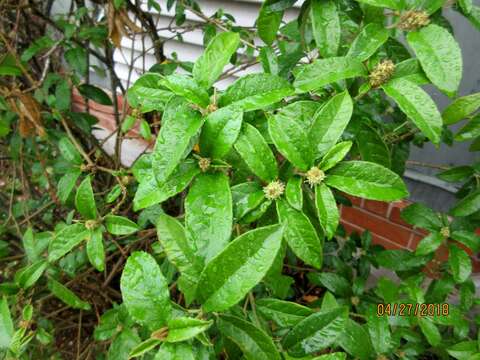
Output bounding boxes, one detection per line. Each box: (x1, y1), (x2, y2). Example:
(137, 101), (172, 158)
(377, 303), (449, 317)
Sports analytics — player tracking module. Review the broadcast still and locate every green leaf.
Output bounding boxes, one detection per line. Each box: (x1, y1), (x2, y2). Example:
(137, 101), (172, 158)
(105, 215), (139, 235)
(308, 272), (350, 296)
(260, 46), (279, 74)
(391, 58), (429, 85)
(20, 36), (54, 61)
(293, 57), (366, 93)
(106, 184), (122, 204)
(320, 291), (339, 312)
(325, 161), (408, 201)
(442, 92), (480, 125)
(193, 31), (240, 89)
(337, 319), (374, 360)
(154, 343), (196, 360)
(382, 78), (442, 144)
(455, 114), (480, 141)
(309, 91), (353, 158)
(0, 54), (21, 76)
(139, 120), (152, 141)
(268, 109), (314, 171)
(286, 176), (303, 211)
(367, 306), (392, 355)
(437, 166), (473, 182)
(355, 122), (391, 168)
(133, 158), (200, 211)
(120, 251), (171, 329)
(447, 341), (478, 360)
(47, 278), (91, 310)
(451, 231), (480, 253)
(400, 203), (442, 232)
(160, 74), (210, 107)
(407, 24), (462, 97)
(87, 227), (105, 271)
(156, 214), (202, 305)
(311, 0), (340, 58)
(449, 244), (472, 284)
(48, 223), (89, 262)
(276, 199), (322, 269)
(310, 354), (347, 360)
(75, 176), (97, 220)
(347, 23), (389, 61)
(108, 328), (140, 360)
(0, 297), (13, 349)
(196, 224), (284, 312)
(234, 123), (278, 182)
(418, 317), (442, 346)
(185, 172), (232, 262)
(199, 106), (243, 159)
(257, 5), (282, 46)
(315, 183), (339, 240)
(353, 0), (403, 9)
(152, 97), (203, 184)
(282, 307), (348, 357)
(65, 47), (88, 75)
(218, 73), (295, 111)
(257, 298), (313, 328)
(15, 260), (48, 289)
(450, 189), (480, 217)
(376, 249), (430, 271)
(55, 79), (71, 111)
(78, 84), (112, 105)
(166, 317), (212, 343)
(57, 169), (81, 204)
(318, 141), (352, 171)
(231, 182), (265, 222)
(415, 232), (444, 256)
(127, 73), (173, 113)
(218, 314), (281, 360)
(129, 338), (162, 358)
(58, 137), (82, 164)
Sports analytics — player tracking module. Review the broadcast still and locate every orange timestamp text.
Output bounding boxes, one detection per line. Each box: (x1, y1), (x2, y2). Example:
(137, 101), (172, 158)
(377, 303), (449, 317)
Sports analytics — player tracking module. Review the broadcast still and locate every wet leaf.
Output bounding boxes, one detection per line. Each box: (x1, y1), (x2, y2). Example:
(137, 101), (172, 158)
(407, 24), (462, 97)
(277, 199), (322, 269)
(193, 31), (240, 89)
(234, 123), (278, 181)
(325, 161), (408, 201)
(120, 251), (171, 329)
(383, 78), (442, 144)
(218, 314), (281, 360)
(196, 225), (284, 312)
(152, 97), (203, 184)
(282, 306), (348, 357)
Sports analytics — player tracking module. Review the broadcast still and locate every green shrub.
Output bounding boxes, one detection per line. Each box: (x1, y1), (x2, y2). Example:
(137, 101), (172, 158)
(0, 0), (479, 358)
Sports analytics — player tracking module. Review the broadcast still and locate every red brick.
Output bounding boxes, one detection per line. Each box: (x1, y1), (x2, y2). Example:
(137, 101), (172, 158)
(473, 258), (480, 273)
(72, 89), (125, 114)
(342, 194), (363, 207)
(389, 204), (414, 229)
(363, 199), (390, 216)
(371, 233), (407, 250)
(340, 219), (364, 236)
(341, 206), (413, 247)
(408, 233), (424, 250)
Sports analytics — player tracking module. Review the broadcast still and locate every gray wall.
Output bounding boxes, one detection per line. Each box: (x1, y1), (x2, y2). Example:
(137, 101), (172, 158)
(407, 7), (480, 211)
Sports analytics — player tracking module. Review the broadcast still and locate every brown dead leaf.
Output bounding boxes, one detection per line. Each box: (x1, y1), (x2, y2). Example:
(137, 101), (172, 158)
(302, 294), (319, 303)
(107, 1), (142, 48)
(12, 93), (45, 138)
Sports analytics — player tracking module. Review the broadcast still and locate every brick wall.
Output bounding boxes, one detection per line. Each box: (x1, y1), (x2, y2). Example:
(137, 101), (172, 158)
(71, 91), (480, 273)
(340, 195), (480, 273)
